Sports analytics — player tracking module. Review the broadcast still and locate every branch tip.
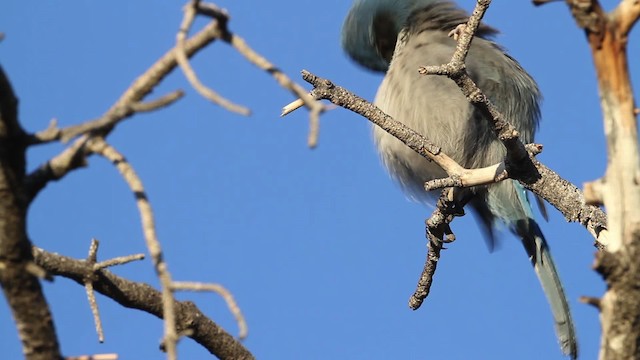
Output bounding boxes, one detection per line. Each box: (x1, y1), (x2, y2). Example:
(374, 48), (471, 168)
(579, 296), (602, 310)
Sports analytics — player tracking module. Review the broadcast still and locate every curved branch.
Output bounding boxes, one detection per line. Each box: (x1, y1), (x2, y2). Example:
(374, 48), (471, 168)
(86, 138), (179, 359)
(176, 2), (251, 115)
(171, 282), (248, 340)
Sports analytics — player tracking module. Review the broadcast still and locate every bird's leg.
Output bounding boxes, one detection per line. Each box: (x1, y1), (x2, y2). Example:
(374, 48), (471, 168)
(426, 188), (466, 246)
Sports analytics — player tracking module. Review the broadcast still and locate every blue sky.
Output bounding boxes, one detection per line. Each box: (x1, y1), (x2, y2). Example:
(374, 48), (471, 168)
(1, 1), (636, 359)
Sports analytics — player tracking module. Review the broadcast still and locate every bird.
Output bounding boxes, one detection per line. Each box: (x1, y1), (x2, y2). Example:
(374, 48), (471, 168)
(341, 0), (577, 358)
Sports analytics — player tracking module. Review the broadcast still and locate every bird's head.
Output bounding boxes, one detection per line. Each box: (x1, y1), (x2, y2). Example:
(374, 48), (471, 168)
(341, 0), (438, 72)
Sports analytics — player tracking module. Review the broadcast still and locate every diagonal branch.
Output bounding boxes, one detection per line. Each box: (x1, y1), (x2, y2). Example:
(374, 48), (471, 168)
(419, 0), (530, 175)
(416, 0), (609, 246)
(222, 28), (324, 147)
(194, 1), (325, 147)
(299, 71), (608, 247)
(25, 135), (90, 203)
(28, 18), (225, 147)
(24, 19), (225, 203)
(226, 31), (324, 147)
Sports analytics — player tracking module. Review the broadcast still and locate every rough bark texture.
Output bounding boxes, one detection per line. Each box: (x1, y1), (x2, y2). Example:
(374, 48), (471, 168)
(565, 1), (640, 358)
(592, 18), (640, 360)
(0, 66), (62, 359)
(33, 248), (254, 360)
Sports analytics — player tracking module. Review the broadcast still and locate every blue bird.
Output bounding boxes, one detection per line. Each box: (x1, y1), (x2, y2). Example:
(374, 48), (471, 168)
(342, 1), (577, 358)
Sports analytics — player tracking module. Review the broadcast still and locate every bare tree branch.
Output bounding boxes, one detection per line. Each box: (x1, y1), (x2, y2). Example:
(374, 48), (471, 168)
(28, 90), (185, 147)
(299, 69), (608, 243)
(26, 0), (320, 201)
(129, 91), (185, 113)
(9, 2), (325, 357)
(85, 239), (105, 343)
(0, 0), (436, 357)
(32, 247), (255, 360)
(0, 65), (62, 360)
(28, 17), (226, 148)
(86, 138), (180, 359)
(614, 0), (640, 37)
(553, 0), (640, 357)
(419, 0), (530, 175)
(409, 189), (462, 310)
(82, 238), (146, 343)
(176, 2), (251, 115)
(25, 135), (89, 203)
(222, 26), (324, 147)
(194, 1), (326, 147)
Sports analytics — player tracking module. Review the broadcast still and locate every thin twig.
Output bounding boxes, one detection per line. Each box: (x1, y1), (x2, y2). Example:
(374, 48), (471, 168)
(65, 354), (119, 360)
(221, 24), (324, 146)
(24, 261), (52, 281)
(95, 254), (145, 270)
(176, 1), (250, 115)
(81, 238), (146, 343)
(28, 118), (61, 145)
(172, 281), (248, 340)
(25, 19), (229, 206)
(418, 1), (529, 169)
(130, 90), (185, 113)
(29, 89), (184, 146)
(85, 239), (104, 342)
(27, 16), (227, 147)
(85, 280), (104, 343)
(281, 98), (305, 117)
(307, 106), (321, 148)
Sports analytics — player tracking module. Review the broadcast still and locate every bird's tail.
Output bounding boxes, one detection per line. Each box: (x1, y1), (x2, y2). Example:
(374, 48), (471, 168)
(516, 219), (578, 359)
